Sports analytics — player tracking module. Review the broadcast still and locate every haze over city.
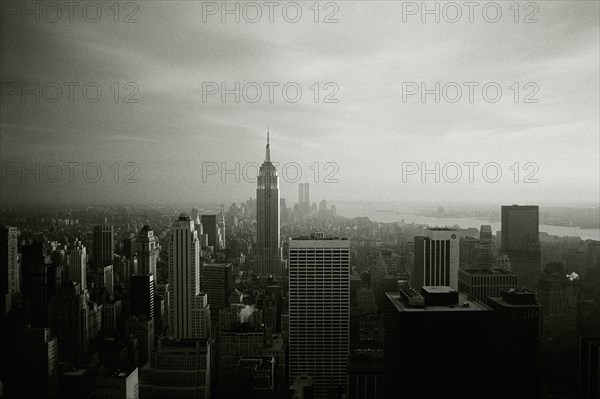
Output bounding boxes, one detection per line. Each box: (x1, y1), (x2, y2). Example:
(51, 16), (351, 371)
(1, 1), (599, 206)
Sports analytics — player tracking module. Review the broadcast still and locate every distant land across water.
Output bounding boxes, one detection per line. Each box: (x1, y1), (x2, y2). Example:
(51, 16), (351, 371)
(335, 203), (600, 241)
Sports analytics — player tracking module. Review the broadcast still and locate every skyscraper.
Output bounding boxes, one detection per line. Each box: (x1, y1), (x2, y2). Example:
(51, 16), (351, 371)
(94, 225), (115, 270)
(299, 183), (310, 214)
(288, 234), (350, 398)
(201, 214), (218, 250)
(202, 263), (233, 316)
(48, 282), (89, 365)
(579, 337), (600, 399)
(384, 287), (496, 399)
(412, 228), (459, 290)
(68, 240), (87, 289)
(0, 224), (19, 315)
(130, 274), (155, 321)
(136, 225), (157, 276)
(140, 338), (211, 399)
(488, 288), (541, 398)
(501, 205), (541, 289)
(168, 214), (211, 339)
(256, 131), (281, 276)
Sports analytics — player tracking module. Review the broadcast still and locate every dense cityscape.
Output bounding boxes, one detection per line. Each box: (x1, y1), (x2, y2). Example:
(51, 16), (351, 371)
(0, 137), (599, 399)
(2, 1), (599, 398)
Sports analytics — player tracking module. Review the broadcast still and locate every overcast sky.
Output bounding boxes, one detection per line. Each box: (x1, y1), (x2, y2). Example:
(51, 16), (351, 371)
(1, 1), (598, 207)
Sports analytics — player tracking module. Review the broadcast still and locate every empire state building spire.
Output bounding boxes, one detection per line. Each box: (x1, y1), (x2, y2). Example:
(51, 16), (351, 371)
(265, 128), (271, 162)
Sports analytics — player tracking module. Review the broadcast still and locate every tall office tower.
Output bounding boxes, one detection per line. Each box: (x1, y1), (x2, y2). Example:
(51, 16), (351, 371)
(131, 274), (155, 321)
(96, 367), (139, 399)
(0, 224), (19, 315)
(298, 183), (310, 213)
(126, 316), (154, 367)
(412, 228), (459, 290)
(347, 350), (385, 399)
(457, 268), (519, 305)
(168, 214), (211, 339)
(488, 288), (541, 398)
(22, 242), (59, 327)
(139, 338), (211, 399)
(218, 212), (226, 250)
(501, 205), (541, 289)
(49, 282), (89, 365)
(579, 337), (600, 399)
(13, 327), (59, 398)
(480, 224), (493, 243)
(136, 225), (157, 276)
(288, 235), (350, 398)
(156, 283), (169, 331)
(94, 225), (115, 270)
(384, 287), (495, 399)
(201, 214), (218, 250)
(102, 300), (123, 338)
(202, 263), (233, 316)
(68, 240), (87, 289)
(104, 265), (114, 296)
(256, 132), (281, 276)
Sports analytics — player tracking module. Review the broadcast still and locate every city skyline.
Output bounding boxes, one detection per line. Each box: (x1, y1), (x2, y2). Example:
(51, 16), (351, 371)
(1, 2), (599, 398)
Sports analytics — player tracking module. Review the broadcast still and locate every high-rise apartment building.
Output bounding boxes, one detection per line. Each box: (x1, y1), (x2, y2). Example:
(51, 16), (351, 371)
(412, 228), (459, 290)
(256, 132), (281, 276)
(288, 234), (350, 398)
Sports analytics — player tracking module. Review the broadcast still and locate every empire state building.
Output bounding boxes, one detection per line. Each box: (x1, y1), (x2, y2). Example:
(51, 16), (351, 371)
(256, 131), (281, 276)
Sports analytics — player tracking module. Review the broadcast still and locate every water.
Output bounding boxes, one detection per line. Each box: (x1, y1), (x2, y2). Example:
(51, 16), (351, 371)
(336, 204), (600, 241)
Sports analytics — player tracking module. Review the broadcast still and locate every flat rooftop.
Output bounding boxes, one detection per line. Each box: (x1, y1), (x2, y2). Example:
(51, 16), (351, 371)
(460, 268), (516, 276)
(386, 292), (490, 313)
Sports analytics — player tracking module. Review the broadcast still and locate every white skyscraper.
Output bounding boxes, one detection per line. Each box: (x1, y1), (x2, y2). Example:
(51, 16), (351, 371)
(288, 234), (350, 398)
(412, 228), (459, 290)
(168, 214), (210, 339)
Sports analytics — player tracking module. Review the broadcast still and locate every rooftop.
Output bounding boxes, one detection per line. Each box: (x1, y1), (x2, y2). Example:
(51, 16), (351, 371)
(460, 268), (516, 276)
(386, 291), (490, 313)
